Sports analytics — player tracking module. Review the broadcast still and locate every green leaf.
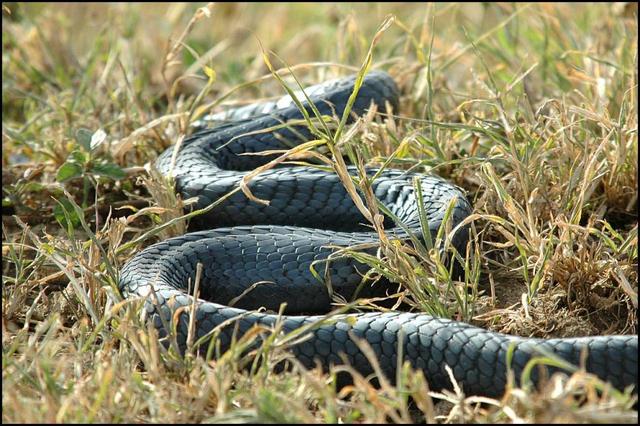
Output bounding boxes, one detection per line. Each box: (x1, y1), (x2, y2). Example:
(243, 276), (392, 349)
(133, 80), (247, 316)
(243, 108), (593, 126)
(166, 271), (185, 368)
(40, 243), (55, 255)
(21, 181), (45, 192)
(76, 128), (94, 151)
(91, 162), (126, 180)
(53, 198), (82, 229)
(56, 161), (83, 182)
(70, 149), (89, 165)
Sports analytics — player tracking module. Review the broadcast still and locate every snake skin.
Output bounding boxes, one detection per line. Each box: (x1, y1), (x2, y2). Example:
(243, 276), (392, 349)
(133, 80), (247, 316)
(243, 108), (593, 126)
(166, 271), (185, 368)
(119, 71), (638, 398)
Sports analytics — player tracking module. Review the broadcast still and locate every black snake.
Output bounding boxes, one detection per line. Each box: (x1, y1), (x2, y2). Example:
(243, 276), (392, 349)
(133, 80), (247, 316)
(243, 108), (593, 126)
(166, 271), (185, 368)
(119, 71), (638, 398)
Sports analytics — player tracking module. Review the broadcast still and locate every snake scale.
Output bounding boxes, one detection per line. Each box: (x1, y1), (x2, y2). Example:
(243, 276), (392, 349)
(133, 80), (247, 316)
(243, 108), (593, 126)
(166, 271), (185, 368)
(119, 71), (637, 398)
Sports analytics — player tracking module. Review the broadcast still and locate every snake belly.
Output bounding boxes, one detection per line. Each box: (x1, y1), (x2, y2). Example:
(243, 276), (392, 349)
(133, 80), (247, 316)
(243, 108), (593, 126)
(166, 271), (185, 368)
(119, 71), (638, 398)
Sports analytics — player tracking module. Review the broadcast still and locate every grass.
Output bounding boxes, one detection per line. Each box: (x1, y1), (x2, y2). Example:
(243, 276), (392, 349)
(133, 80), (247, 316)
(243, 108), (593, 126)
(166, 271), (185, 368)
(2, 2), (638, 423)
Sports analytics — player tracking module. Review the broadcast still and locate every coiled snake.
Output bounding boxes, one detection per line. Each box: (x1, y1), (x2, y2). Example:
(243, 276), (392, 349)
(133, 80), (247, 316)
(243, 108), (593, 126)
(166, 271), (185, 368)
(119, 71), (637, 398)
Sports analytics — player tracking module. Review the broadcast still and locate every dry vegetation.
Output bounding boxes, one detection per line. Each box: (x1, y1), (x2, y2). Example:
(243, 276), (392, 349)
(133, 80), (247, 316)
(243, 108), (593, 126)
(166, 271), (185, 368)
(2, 2), (638, 423)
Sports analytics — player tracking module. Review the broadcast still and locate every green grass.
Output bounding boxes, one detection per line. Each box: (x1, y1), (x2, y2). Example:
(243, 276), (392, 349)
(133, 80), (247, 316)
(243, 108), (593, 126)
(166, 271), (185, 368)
(2, 2), (638, 423)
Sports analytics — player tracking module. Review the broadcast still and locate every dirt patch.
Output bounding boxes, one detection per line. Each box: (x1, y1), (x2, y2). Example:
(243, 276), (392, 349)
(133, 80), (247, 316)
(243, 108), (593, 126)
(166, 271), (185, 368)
(473, 275), (602, 339)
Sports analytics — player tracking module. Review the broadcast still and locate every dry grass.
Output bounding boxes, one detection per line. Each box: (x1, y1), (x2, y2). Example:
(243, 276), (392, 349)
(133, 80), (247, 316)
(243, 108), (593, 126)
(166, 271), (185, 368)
(2, 2), (638, 423)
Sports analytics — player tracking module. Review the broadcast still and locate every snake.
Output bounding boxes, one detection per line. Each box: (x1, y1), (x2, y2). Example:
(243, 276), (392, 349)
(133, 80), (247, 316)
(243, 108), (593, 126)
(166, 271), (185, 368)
(119, 71), (638, 398)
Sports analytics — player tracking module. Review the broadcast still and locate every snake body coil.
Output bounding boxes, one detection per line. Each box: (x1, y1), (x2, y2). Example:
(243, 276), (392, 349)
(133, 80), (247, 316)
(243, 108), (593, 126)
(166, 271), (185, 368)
(119, 71), (637, 398)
